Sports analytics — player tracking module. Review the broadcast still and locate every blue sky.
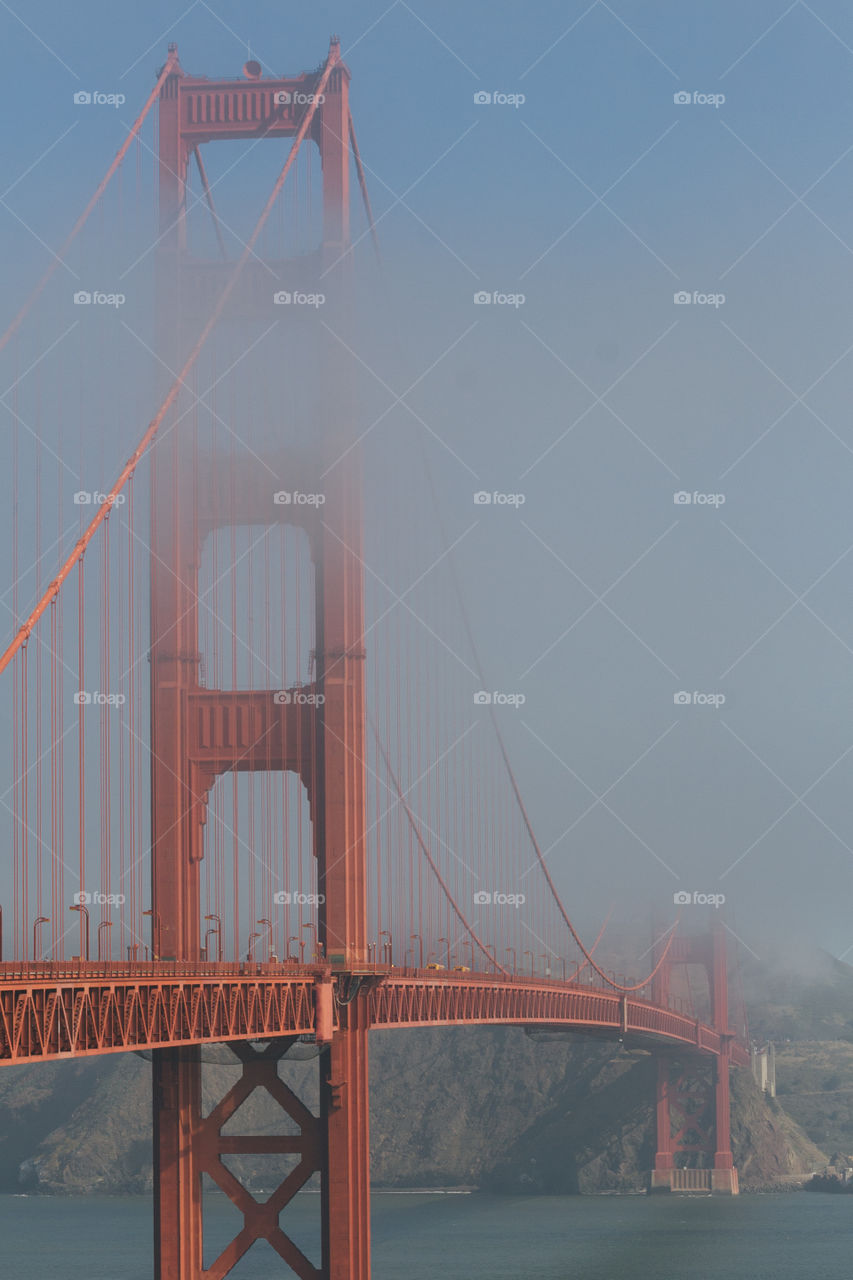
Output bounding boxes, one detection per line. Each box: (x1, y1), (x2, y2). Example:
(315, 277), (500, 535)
(4, 2), (853, 967)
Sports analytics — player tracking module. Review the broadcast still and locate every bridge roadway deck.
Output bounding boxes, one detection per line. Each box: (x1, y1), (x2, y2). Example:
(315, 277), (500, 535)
(0, 961), (748, 1065)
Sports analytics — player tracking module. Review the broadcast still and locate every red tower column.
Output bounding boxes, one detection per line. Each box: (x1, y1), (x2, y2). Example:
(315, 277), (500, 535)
(648, 927), (739, 1195)
(315, 51), (371, 1278)
(149, 38), (372, 1278)
(710, 923), (738, 1194)
(650, 1058), (675, 1192)
(151, 51), (205, 1280)
(649, 930), (674, 1192)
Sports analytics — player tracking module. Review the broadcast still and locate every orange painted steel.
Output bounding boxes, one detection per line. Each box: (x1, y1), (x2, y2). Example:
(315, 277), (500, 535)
(0, 963), (749, 1068)
(0, 964), (324, 1061)
(197, 1040), (326, 1279)
(650, 926), (741, 1193)
(148, 36), (368, 1280)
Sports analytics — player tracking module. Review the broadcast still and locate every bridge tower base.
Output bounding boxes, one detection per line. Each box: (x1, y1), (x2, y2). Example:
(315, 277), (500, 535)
(153, 1020), (370, 1280)
(648, 924), (739, 1195)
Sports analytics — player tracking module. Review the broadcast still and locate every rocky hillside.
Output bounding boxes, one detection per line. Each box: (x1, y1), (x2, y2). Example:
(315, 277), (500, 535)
(0, 1023), (828, 1195)
(2, 943), (850, 1194)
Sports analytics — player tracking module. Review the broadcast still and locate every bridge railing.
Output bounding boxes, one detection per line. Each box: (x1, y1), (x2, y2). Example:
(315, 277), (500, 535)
(0, 959), (329, 982)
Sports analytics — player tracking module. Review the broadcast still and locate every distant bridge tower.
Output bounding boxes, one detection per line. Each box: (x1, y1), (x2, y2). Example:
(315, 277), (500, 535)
(150, 38), (370, 1278)
(649, 924), (739, 1194)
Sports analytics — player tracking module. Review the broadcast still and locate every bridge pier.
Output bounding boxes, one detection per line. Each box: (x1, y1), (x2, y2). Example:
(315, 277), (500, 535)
(152, 1022), (371, 1280)
(650, 1053), (738, 1194)
(153, 1047), (203, 1278)
(322, 1019), (371, 1280)
(649, 924), (739, 1194)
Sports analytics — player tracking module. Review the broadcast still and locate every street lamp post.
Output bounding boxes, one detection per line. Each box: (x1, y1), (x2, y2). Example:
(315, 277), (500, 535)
(70, 904), (90, 960)
(98, 921), (113, 962)
(438, 937), (452, 968)
(506, 947), (517, 973)
(379, 930), (392, 965)
(288, 935), (304, 962)
(410, 934), (423, 968)
(204, 913), (222, 961)
(523, 949), (534, 975)
(302, 921), (319, 962)
(461, 940), (474, 969)
(247, 932), (261, 962)
(257, 918), (274, 961)
(33, 916), (50, 960)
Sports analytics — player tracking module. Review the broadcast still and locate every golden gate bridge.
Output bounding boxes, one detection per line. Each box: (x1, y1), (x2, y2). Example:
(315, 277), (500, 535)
(0, 36), (748, 1279)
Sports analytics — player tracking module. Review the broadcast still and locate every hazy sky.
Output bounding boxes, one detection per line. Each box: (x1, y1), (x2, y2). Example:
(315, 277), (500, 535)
(3, 1), (853, 968)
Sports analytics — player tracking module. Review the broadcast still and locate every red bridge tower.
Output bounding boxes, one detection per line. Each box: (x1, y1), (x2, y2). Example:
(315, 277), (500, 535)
(650, 925), (739, 1194)
(149, 39), (370, 1278)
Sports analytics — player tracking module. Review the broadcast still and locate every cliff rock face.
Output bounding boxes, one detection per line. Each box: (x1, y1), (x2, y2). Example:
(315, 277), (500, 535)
(0, 1026), (827, 1195)
(485, 1047), (826, 1193)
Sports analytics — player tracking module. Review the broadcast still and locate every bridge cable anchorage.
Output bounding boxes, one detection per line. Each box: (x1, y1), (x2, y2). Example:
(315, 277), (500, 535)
(0, 47), (180, 360)
(370, 717), (510, 977)
(417, 444), (679, 994)
(0, 45), (342, 677)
